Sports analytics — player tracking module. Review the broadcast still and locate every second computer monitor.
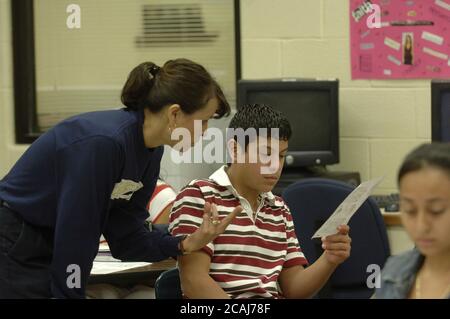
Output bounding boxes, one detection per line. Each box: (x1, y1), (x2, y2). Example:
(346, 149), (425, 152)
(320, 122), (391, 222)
(237, 78), (339, 168)
(432, 80), (450, 142)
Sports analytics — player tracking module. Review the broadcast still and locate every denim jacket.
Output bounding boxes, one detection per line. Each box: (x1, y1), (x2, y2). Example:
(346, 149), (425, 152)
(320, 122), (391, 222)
(375, 249), (450, 299)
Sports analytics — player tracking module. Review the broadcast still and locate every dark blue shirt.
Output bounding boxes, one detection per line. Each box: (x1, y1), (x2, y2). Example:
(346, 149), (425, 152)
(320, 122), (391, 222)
(0, 109), (181, 298)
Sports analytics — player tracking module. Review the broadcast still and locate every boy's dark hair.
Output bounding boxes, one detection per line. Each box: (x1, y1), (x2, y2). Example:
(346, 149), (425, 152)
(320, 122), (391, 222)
(227, 103), (292, 149)
(121, 58), (230, 118)
(398, 142), (450, 184)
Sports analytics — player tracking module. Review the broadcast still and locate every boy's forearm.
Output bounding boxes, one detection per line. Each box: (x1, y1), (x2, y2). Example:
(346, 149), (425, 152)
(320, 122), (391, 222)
(181, 273), (231, 299)
(177, 250), (230, 299)
(283, 254), (337, 298)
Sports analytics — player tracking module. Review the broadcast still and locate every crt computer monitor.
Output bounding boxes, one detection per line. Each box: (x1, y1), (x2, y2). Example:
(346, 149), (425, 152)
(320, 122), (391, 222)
(431, 80), (450, 142)
(237, 78), (339, 168)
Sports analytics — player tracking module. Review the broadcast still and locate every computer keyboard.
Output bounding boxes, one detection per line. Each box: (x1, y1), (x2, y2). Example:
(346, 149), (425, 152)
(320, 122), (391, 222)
(370, 193), (400, 212)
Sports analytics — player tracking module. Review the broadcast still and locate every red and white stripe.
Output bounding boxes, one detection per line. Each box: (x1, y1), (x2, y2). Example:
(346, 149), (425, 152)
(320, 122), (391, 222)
(147, 179), (176, 223)
(169, 167), (308, 299)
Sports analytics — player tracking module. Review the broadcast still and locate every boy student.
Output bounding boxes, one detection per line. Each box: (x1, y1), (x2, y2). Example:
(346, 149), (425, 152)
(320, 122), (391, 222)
(169, 104), (352, 299)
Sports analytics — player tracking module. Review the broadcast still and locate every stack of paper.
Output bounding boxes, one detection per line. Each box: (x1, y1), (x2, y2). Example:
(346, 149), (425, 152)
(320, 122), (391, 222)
(91, 241), (152, 275)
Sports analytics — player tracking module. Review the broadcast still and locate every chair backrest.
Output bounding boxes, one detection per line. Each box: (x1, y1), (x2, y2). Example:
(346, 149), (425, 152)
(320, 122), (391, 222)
(282, 178), (391, 298)
(154, 267), (182, 299)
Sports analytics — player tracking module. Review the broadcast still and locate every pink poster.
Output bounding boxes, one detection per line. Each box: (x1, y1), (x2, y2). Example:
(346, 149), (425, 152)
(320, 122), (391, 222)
(350, 0), (450, 79)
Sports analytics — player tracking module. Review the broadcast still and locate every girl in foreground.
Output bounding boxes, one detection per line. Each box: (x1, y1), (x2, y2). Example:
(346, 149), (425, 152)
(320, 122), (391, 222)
(376, 142), (450, 299)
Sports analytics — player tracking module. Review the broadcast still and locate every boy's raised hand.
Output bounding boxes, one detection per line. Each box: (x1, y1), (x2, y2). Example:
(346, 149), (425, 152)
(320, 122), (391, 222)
(182, 202), (243, 253)
(321, 225), (352, 266)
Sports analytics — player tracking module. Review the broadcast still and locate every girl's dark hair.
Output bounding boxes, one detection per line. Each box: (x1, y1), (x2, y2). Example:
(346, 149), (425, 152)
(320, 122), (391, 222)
(398, 142), (450, 184)
(121, 58), (230, 118)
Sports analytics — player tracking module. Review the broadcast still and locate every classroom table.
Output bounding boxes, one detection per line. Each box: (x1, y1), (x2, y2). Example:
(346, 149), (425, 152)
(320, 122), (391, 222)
(88, 256), (176, 287)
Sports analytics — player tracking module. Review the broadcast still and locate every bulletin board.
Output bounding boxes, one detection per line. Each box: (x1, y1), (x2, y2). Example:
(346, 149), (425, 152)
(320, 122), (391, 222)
(350, 0), (450, 79)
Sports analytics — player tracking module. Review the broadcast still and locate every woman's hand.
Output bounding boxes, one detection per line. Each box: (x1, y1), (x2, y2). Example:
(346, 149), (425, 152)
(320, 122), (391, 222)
(322, 225), (352, 266)
(182, 202), (242, 253)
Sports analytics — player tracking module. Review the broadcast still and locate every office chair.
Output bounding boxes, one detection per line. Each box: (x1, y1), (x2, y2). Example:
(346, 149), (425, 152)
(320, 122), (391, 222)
(154, 267), (182, 299)
(282, 178), (391, 299)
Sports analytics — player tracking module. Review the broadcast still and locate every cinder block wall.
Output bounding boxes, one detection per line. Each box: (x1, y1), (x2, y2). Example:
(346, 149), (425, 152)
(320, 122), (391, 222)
(0, 0), (416, 254)
(241, 0), (430, 194)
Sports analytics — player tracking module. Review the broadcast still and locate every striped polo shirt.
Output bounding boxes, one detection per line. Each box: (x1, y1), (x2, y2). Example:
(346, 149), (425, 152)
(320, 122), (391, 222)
(147, 179), (177, 223)
(169, 165), (308, 299)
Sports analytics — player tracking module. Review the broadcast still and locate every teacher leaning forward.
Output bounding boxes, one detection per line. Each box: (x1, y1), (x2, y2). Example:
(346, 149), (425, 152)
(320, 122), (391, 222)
(0, 58), (242, 298)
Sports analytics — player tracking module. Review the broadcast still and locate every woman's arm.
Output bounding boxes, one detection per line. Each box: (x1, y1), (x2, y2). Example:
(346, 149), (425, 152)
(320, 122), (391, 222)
(178, 251), (230, 299)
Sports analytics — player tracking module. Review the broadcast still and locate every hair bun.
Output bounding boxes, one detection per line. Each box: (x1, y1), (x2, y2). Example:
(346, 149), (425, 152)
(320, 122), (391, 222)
(149, 65), (160, 77)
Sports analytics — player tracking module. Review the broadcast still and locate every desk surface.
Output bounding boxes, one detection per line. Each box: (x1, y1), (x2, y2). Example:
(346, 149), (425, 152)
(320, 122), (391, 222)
(88, 258), (176, 287)
(381, 210), (401, 226)
(91, 258), (176, 275)
(118, 258), (176, 274)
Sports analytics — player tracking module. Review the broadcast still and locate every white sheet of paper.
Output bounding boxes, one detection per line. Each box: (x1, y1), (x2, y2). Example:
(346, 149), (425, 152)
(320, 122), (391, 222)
(94, 254), (121, 262)
(91, 242), (151, 275)
(91, 261), (152, 275)
(311, 176), (384, 239)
